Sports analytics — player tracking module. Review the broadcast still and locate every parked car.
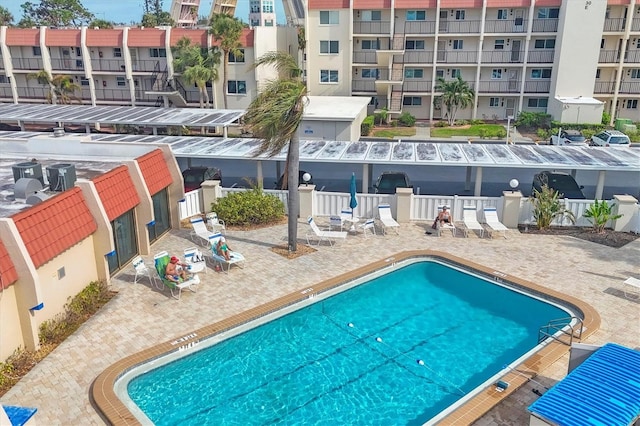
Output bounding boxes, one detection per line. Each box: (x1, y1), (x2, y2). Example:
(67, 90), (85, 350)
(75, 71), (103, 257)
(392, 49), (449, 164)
(275, 170), (313, 190)
(182, 166), (222, 192)
(532, 171), (586, 199)
(549, 129), (588, 146)
(373, 171), (412, 194)
(590, 130), (631, 147)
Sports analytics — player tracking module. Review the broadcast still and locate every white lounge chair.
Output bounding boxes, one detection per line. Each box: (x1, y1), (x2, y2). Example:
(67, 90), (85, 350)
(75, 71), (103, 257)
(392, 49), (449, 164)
(208, 233), (246, 273)
(190, 217), (215, 247)
(462, 206), (485, 238)
(436, 205), (456, 237)
(484, 207), (508, 238)
(377, 204), (400, 235)
(205, 212), (226, 235)
(622, 277), (640, 299)
(358, 218), (377, 238)
(153, 251), (199, 300)
(306, 216), (347, 246)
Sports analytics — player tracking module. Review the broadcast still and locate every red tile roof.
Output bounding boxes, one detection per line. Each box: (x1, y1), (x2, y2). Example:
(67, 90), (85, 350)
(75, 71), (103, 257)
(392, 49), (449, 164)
(12, 188), (97, 268)
(93, 166), (141, 222)
(137, 149), (173, 196)
(0, 239), (19, 289)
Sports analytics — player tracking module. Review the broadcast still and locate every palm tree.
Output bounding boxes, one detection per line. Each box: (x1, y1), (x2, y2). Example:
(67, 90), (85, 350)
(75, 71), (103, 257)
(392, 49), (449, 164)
(209, 13), (244, 109)
(27, 69), (57, 104)
(172, 37), (220, 108)
(243, 51), (307, 252)
(50, 75), (81, 104)
(435, 76), (475, 125)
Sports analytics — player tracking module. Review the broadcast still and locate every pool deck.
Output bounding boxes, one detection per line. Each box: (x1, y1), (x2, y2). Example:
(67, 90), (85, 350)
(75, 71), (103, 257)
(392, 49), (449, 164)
(1, 220), (639, 424)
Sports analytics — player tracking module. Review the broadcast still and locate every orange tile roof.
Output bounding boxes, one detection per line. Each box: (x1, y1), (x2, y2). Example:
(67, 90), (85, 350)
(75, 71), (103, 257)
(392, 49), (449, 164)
(12, 188), (97, 268)
(0, 239), (19, 289)
(137, 149), (173, 196)
(93, 166), (141, 222)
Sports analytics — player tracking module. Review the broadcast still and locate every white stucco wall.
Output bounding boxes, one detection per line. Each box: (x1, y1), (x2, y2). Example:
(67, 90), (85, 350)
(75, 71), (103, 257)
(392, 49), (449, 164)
(0, 285), (22, 360)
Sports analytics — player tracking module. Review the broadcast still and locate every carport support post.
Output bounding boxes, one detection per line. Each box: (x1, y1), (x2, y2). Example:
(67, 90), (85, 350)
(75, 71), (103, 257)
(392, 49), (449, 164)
(362, 163), (370, 194)
(256, 160), (263, 188)
(465, 166), (472, 191)
(595, 170), (606, 200)
(474, 166), (483, 196)
(85, 124), (91, 134)
(152, 127), (158, 135)
(223, 126), (228, 138)
(570, 169), (577, 178)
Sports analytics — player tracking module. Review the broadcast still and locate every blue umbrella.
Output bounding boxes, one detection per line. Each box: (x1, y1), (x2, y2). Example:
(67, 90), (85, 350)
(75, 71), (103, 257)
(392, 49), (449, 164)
(349, 172), (358, 218)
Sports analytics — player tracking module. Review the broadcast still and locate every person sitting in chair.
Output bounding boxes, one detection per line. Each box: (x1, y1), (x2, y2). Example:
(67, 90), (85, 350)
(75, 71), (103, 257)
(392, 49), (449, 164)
(216, 237), (233, 261)
(165, 256), (190, 283)
(430, 206), (452, 232)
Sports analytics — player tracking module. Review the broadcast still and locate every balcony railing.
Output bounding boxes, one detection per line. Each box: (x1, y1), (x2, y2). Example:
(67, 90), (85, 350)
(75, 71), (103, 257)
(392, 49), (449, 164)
(50, 58), (84, 71)
(484, 19), (528, 33)
(91, 58), (126, 72)
(0, 60), (5, 69)
(633, 18), (640, 32)
(436, 50), (478, 63)
(0, 86), (12, 97)
(476, 80), (520, 93)
(353, 20), (391, 34)
(594, 81), (616, 94)
(131, 60), (162, 72)
(352, 79), (376, 92)
(404, 50), (434, 63)
(625, 50), (640, 63)
(523, 80), (551, 93)
(377, 68), (403, 81)
(403, 21), (436, 34)
(439, 20), (481, 34)
(603, 18), (626, 32)
(619, 81), (640, 94)
(16, 86), (49, 98)
(531, 18), (558, 32)
(94, 88), (131, 101)
(481, 50), (524, 63)
(12, 57), (43, 70)
(353, 51), (377, 64)
(528, 50), (554, 63)
(599, 50), (620, 63)
(403, 80), (432, 92)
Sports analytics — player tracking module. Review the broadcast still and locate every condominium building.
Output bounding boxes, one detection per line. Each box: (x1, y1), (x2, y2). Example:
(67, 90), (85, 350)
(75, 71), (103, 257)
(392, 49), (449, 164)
(304, 0), (640, 123)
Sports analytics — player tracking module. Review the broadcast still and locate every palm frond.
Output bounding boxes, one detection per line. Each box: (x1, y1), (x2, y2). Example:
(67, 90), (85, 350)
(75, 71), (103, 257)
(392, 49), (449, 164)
(252, 51), (302, 79)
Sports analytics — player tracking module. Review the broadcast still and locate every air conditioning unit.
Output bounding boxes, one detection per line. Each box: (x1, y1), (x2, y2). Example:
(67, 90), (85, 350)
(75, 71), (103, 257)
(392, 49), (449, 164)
(46, 164), (77, 192)
(12, 162), (44, 186)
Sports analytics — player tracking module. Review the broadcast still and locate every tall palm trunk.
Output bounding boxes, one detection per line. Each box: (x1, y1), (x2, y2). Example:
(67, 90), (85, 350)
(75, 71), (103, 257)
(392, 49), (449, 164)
(287, 133), (300, 252)
(222, 53), (229, 109)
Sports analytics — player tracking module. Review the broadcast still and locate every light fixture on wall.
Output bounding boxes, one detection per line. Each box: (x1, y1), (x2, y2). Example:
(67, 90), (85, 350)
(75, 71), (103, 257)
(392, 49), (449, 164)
(355, 68), (358, 75)
(449, 40), (452, 46)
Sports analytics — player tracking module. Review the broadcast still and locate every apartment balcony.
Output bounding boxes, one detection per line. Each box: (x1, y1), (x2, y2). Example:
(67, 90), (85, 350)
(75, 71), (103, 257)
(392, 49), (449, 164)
(404, 50), (434, 64)
(619, 81), (640, 94)
(531, 18), (558, 33)
(625, 50), (640, 63)
(633, 18), (640, 32)
(599, 50), (621, 63)
(403, 80), (432, 93)
(353, 21), (391, 35)
(376, 68), (403, 82)
(484, 19), (528, 33)
(594, 81), (616, 94)
(439, 20), (481, 34)
(352, 79), (376, 92)
(0, 61), (4, 70)
(91, 58), (127, 72)
(481, 50), (524, 63)
(94, 88), (131, 101)
(476, 80), (520, 93)
(0, 86), (12, 97)
(131, 60), (162, 72)
(527, 50), (554, 63)
(523, 80), (551, 93)
(403, 21), (436, 34)
(603, 18), (626, 32)
(50, 58), (85, 71)
(353, 51), (377, 64)
(436, 50), (478, 64)
(16, 86), (49, 98)
(11, 57), (43, 70)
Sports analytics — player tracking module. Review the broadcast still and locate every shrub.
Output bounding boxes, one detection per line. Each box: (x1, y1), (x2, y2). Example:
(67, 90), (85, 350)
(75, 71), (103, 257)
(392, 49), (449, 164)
(211, 188), (285, 226)
(537, 128), (550, 140)
(583, 199), (622, 233)
(434, 120), (449, 127)
(582, 128), (596, 140)
(601, 111), (611, 125)
(361, 115), (374, 135)
(495, 128), (507, 138)
(627, 131), (640, 143)
(516, 112), (552, 129)
(530, 185), (576, 230)
(470, 119), (485, 125)
(374, 108), (388, 125)
(455, 119), (469, 126)
(397, 112), (416, 127)
(477, 128), (487, 139)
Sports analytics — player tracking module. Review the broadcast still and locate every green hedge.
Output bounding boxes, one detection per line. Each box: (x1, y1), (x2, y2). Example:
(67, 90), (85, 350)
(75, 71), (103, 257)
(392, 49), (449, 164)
(211, 188), (285, 226)
(361, 115), (374, 136)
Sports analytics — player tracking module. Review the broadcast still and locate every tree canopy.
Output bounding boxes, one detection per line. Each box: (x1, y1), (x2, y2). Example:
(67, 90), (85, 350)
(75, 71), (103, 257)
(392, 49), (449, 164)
(0, 6), (14, 26)
(435, 76), (475, 125)
(172, 37), (221, 108)
(19, 0), (94, 27)
(209, 13), (245, 109)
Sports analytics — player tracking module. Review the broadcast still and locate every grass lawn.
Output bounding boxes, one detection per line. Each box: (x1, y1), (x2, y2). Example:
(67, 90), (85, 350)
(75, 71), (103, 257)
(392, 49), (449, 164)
(371, 127), (416, 138)
(431, 124), (505, 138)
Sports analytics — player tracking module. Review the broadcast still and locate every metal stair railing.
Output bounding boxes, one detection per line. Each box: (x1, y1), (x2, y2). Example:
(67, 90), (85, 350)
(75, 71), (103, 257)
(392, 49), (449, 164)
(538, 316), (584, 346)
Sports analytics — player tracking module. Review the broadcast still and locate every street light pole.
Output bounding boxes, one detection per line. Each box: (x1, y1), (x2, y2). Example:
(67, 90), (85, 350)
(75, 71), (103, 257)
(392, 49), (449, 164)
(506, 115), (514, 144)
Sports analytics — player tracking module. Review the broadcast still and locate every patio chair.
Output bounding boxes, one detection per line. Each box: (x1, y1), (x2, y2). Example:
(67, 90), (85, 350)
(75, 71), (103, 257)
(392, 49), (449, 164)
(153, 251), (199, 300)
(462, 206), (485, 238)
(329, 215), (343, 231)
(622, 277), (640, 299)
(306, 216), (347, 246)
(184, 247), (208, 274)
(377, 204), (400, 235)
(483, 207), (508, 239)
(206, 212), (226, 235)
(132, 255), (155, 287)
(358, 218), (377, 238)
(190, 217), (215, 247)
(208, 233), (246, 273)
(436, 205), (456, 237)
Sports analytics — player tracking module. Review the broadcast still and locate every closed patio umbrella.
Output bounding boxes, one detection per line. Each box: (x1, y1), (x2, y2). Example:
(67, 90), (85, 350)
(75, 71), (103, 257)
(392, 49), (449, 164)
(349, 172), (358, 217)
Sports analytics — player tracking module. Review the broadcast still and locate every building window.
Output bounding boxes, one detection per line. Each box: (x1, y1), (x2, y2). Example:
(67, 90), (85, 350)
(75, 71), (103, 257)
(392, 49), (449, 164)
(527, 98), (548, 108)
(404, 68), (423, 78)
(600, 39), (605, 49)
(405, 40), (425, 50)
(361, 10), (381, 21)
(403, 96), (422, 106)
(33, 46), (41, 56)
(250, 0), (259, 13)
(452, 40), (463, 50)
(320, 69), (338, 83)
(631, 69), (640, 78)
(320, 40), (339, 54)
(149, 48), (166, 58)
(451, 69), (461, 78)
(436, 69), (444, 78)
(229, 49), (245, 63)
(80, 77), (89, 86)
(265, 20), (274, 26)
(228, 80), (247, 94)
(489, 97), (500, 107)
(0, 75), (10, 84)
(320, 11), (339, 24)
(497, 9), (508, 20)
(530, 68), (552, 78)
(492, 69), (502, 79)
(495, 39), (505, 50)
(534, 39), (555, 49)
(75, 60), (83, 68)
(596, 69), (601, 79)
(406, 10), (426, 21)
(251, 19), (260, 26)
(113, 48), (122, 57)
(262, 1), (274, 13)
(537, 8), (559, 19)
(455, 10), (465, 20)
(362, 39), (379, 50)
(361, 68), (378, 78)
(627, 99), (638, 109)
(116, 77), (126, 87)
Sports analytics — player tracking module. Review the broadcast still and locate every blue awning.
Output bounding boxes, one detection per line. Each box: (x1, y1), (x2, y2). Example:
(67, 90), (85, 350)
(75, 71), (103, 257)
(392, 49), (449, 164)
(528, 343), (640, 426)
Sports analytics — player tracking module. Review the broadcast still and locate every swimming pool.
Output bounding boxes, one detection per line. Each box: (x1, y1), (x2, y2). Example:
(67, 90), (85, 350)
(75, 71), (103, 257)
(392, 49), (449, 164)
(112, 256), (579, 425)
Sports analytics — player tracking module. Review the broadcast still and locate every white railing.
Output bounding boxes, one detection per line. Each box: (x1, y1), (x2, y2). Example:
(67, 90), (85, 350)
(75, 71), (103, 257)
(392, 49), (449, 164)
(632, 204), (640, 234)
(412, 195), (502, 222)
(314, 191), (393, 218)
(178, 189), (203, 220)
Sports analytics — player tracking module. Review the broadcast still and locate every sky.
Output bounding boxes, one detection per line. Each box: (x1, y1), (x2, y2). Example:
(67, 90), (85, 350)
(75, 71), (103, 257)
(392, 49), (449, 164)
(3, 0), (285, 26)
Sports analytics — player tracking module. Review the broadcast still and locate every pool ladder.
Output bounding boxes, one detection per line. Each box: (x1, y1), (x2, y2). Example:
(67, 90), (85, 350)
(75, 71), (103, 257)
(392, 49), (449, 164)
(537, 316), (584, 346)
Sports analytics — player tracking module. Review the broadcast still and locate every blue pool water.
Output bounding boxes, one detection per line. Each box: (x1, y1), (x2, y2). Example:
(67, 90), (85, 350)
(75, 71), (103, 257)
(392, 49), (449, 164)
(126, 260), (570, 425)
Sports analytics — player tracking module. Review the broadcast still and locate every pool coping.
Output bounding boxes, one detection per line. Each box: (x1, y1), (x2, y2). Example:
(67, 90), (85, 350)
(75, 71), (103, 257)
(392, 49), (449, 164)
(90, 250), (601, 425)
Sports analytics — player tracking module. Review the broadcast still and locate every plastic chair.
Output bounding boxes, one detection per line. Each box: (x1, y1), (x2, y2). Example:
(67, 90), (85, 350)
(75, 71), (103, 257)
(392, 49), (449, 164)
(206, 212), (226, 235)
(132, 255), (154, 286)
(358, 219), (376, 238)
